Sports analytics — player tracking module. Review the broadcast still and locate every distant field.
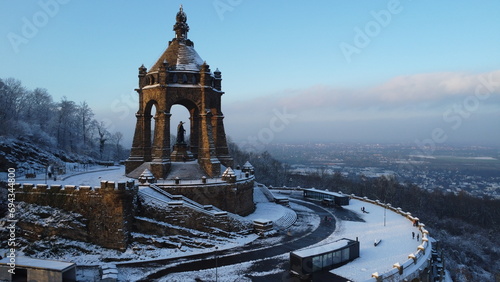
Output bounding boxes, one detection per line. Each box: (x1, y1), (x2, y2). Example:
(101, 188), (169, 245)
(410, 154), (498, 162)
(410, 155), (500, 174)
(433, 155), (498, 162)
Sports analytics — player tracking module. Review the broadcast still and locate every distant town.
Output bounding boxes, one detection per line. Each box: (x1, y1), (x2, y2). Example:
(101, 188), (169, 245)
(265, 143), (500, 199)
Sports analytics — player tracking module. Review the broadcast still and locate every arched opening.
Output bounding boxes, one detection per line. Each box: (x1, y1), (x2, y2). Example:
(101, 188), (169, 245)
(170, 104), (190, 146)
(143, 100), (158, 162)
(150, 104), (157, 147)
(168, 99), (200, 161)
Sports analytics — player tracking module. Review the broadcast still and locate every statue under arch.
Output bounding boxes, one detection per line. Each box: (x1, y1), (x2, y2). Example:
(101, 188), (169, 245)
(125, 6), (233, 178)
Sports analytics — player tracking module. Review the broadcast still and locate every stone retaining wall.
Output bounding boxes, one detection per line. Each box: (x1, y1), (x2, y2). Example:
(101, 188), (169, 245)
(14, 181), (136, 251)
(158, 178), (255, 216)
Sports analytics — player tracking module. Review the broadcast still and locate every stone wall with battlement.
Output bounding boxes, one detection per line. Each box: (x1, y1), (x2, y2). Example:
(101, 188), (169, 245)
(157, 177), (255, 216)
(14, 181), (137, 251)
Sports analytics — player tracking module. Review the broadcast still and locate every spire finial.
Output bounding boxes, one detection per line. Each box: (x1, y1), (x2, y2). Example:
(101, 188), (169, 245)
(174, 4), (189, 40)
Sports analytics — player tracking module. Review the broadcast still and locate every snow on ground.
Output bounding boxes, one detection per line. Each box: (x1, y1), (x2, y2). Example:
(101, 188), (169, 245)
(11, 165), (330, 282)
(152, 200), (321, 282)
(244, 186), (289, 223)
(12, 166), (297, 265)
(330, 199), (422, 281)
(157, 254), (289, 282)
(16, 165), (131, 187)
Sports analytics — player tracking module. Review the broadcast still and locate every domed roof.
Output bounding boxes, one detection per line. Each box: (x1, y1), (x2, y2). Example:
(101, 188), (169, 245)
(151, 40), (204, 72)
(149, 5), (204, 72)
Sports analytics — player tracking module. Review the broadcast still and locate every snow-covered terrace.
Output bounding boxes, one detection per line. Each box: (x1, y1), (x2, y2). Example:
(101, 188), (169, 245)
(328, 195), (433, 281)
(15, 165), (254, 187)
(154, 171), (254, 186)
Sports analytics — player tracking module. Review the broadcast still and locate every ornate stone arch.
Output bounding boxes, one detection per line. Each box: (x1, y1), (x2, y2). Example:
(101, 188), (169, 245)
(125, 6), (233, 178)
(166, 98), (200, 157)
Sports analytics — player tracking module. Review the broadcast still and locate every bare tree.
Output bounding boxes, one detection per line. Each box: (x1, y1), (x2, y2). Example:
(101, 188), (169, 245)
(77, 101), (94, 153)
(56, 97), (77, 151)
(96, 121), (110, 160)
(111, 131), (123, 160)
(0, 78), (26, 134)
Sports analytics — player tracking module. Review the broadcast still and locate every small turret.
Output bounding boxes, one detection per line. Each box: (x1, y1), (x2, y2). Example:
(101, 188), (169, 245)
(214, 68), (222, 90)
(138, 169), (156, 184)
(222, 167), (236, 183)
(138, 64), (147, 88)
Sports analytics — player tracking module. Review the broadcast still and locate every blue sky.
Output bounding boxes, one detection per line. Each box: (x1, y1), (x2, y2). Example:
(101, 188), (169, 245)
(1, 0), (499, 149)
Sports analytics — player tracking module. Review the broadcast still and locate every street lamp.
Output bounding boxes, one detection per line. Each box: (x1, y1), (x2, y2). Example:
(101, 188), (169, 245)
(215, 246), (218, 282)
(375, 196), (387, 227)
(384, 204), (386, 227)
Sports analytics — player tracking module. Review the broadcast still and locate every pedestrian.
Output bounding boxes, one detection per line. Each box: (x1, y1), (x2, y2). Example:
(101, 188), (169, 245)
(412, 232), (415, 239)
(416, 234), (419, 241)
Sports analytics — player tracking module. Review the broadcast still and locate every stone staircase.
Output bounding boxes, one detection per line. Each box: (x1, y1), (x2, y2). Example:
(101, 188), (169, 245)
(274, 206), (298, 229)
(257, 184), (276, 202)
(255, 184), (297, 229)
(138, 184), (227, 217)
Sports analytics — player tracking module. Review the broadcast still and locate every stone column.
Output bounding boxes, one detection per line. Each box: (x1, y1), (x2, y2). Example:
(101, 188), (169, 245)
(150, 111), (171, 179)
(125, 112), (152, 174)
(213, 114), (233, 168)
(197, 111), (220, 177)
(152, 111), (171, 161)
(189, 111), (200, 159)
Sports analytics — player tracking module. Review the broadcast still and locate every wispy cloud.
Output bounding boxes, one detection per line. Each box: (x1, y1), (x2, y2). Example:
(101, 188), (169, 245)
(235, 70), (500, 114)
(374, 71), (500, 103)
(225, 70), (500, 144)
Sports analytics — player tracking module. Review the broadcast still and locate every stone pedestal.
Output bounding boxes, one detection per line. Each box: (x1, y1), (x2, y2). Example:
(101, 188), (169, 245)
(150, 161), (171, 179)
(170, 143), (194, 162)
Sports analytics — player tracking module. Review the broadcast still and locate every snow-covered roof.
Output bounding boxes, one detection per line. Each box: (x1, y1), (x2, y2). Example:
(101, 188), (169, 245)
(304, 188), (346, 198)
(292, 238), (352, 258)
(139, 169), (154, 178)
(175, 42), (204, 71)
(222, 167), (235, 177)
(242, 161), (254, 169)
(0, 256), (75, 271)
(150, 40), (204, 72)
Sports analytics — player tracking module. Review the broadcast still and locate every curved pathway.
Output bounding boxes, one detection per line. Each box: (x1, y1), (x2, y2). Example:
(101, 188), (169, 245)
(135, 199), (336, 281)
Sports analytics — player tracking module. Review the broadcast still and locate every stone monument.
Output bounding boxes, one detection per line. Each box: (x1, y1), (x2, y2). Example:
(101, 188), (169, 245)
(125, 5), (233, 178)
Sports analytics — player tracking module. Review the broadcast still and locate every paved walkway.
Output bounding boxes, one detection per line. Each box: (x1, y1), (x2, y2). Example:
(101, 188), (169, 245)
(134, 199), (342, 281)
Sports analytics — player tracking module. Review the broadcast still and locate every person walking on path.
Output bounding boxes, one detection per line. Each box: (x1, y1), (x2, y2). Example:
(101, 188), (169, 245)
(412, 231), (415, 239)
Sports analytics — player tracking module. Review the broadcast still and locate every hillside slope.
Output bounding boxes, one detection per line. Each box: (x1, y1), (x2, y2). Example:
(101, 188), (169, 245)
(0, 137), (95, 173)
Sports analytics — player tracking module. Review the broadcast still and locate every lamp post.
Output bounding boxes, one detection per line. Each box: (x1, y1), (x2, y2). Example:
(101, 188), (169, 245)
(384, 203), (386, 227)
(215, 246), (218, 282)
(375, 196), (387, 227)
